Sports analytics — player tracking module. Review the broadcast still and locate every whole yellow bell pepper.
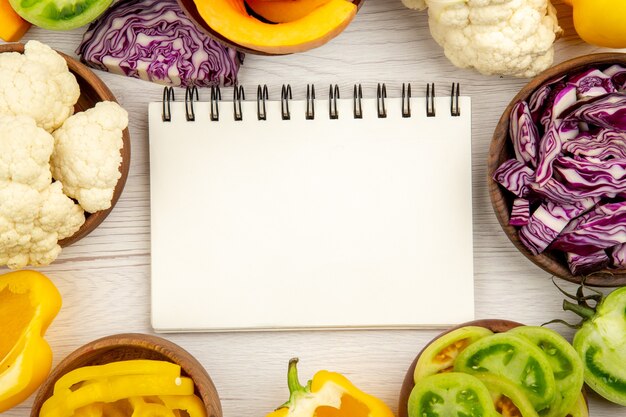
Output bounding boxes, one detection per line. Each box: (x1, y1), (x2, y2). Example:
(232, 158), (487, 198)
(266, 358), (394, 417)
(0, 270), (61, 413)
(563, 0), (626, 48)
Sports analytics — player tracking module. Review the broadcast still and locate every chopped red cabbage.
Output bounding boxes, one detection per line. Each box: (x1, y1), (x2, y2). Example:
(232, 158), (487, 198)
(519, 200), (595, 255)
(566, 251), (610, 275)
(553, 202), (626, 255)
(529, 84), (551, 124)
(554, 156), (626, 198)
(565, 92), (626, 131)
(603, 65), (626, 91)
(509, 198), (530, 226)
(562, 129), (626, 160)
(509, 101), (538, 167)
(568, 69), (617, 98)
(76, 0), (243, 87)
(535, 121), (562, 186)
(493, 159), (534, 197)
(610, 243), (626, 268)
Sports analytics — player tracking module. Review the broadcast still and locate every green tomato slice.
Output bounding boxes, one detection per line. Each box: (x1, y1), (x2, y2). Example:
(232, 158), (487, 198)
(508, 326), (583, 417)
(476, 373), (539, 417)
(565, 393), (588, 417)
(573, 287), (626, 406)
(408, 372), (499, 417)
(9, 0), (114, 30)
(414, 326), (494, 383)
(454, 333), (556, 412)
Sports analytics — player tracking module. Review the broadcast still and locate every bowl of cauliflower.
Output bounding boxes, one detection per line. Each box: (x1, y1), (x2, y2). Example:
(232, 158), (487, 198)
(0, 41), (130, 269)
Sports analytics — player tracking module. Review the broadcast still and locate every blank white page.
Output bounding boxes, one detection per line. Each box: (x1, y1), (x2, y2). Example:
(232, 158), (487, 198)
(149, 94), (473, 331)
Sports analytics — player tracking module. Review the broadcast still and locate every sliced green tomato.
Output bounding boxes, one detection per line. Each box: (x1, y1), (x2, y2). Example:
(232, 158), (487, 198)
(408, 372), (499, 417)
(8, 0), (114, 30)
(565, 394), (588, 417)
(414, 326), (494, 383)
(476, 373), (539, 417)
(454, 333), (556, 412)
(508, 327), (583, 417)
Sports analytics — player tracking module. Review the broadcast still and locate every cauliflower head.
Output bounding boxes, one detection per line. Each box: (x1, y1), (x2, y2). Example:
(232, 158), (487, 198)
(0, 40), (80, 132)
(0, 115), (85, 269)
(51, 101), (128, 213)
(415, 0), (562, 77)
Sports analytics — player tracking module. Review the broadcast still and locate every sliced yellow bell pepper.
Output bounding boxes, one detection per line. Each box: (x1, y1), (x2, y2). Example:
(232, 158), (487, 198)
(266, 358), (394, 417)
(160, 395), (208, 417)
(563, 0), (626, 48)
(0, 270), (61, 413)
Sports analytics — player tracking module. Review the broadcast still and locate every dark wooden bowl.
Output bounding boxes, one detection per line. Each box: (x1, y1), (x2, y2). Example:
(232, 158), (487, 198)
(0, 43), (130, 248)
(176, 0), (366, 56)
(488, 53), (626, 287)
(30, 334), (222, 417)
(398, 319), (589, 417)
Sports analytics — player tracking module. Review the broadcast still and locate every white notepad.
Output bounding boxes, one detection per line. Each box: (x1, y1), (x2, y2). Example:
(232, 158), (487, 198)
(149, 86), (474, 332)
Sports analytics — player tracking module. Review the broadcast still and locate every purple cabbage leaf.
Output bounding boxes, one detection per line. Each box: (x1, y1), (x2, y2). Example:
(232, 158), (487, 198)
(562, 129), (626, 160)
(566, 251), (609, 275)
(568, 68), (617, 98)
(493, 159), (535, 197)
(610, 243), (626, 268)
(509, 198), (530, 227)
(535, 121), (562, 186)
(509, 101), (538, 167)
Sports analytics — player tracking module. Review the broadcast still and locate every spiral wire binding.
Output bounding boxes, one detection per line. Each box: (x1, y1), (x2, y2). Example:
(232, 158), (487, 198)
(306, 84), (315, 120)
(329, 84), (340, 119)
(281, 84), (292, 120)
(185, 86), (198, 121)
(162, 87), (174, 122)
(354, 84), (363, 119)
(162, 83), (461, 121)
(402, 83), (411, 118)
(233, 85), (245, 121)
(426, 83), (436, 117)
(451, 82), (461, 117)
(210, 86), (221, 121)
(377, 83), (387, 118)
(257, 85), (269, 120)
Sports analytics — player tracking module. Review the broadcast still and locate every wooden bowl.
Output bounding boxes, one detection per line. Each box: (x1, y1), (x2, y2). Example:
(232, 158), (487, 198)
(176, 0), (366, 56)
(0, 43), (130, 248)
(398, 319), (588, 417)
(30, 333), (222, 417)
(488, 53), (626, 287)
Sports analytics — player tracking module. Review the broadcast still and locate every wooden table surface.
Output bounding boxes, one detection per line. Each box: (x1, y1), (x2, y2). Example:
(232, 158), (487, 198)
(3, 1), (625, 416)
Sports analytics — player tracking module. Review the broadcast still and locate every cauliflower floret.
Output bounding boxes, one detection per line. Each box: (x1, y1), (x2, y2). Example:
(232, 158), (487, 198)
(0, 115), (85, 269)
(51, 101), (128, 213)
(409, 0), (562, 77)
(0, 114), (53, 191)
(0, 40), (80, 132)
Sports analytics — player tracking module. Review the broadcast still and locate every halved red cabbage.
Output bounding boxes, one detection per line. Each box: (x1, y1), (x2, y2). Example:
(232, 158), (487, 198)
(535, 121), (562, 186)
(509, 102), (538, 167)
(553, 202), (626, 255)
(493, 159), (534, 197)
(610, 243), (626, 268)
(566, 251), (610, 275)
(562, 129), (626, 160)
(519, 199), (596, 255)
(510, 198), (530, 227)
(76, 0), (243, 87)
(554, 156), (626, 198)
(568, 69), (617, 98)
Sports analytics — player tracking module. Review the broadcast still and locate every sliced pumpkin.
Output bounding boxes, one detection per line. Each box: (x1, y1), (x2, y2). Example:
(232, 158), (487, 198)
(194, 0), (357, 54)
(246, 0), (332, 23)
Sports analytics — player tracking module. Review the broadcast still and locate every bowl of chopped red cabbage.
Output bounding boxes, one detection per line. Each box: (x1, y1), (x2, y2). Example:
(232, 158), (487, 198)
(489, 53), (626, 287)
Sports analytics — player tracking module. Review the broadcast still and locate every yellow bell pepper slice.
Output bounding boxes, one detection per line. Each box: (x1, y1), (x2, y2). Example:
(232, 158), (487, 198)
(0, 270), (61, 413)
(266, 358), (394, 417)
(40, 375), (195, 417)
(159, 395), (208, 417)
(129, 397), (177, 417)
(54, 360), (181, 396)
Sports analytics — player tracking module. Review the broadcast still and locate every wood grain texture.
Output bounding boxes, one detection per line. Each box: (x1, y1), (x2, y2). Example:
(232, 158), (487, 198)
(488, 53), (626, 287)
(2, 1), (626, 417)
(30, 334), (222, 417)
(0, 42), (130, 248)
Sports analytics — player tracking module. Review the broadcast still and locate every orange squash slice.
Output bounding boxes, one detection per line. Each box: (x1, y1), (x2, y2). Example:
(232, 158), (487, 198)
(194, 0), (357, 54)
(246, 0), (332, 23)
